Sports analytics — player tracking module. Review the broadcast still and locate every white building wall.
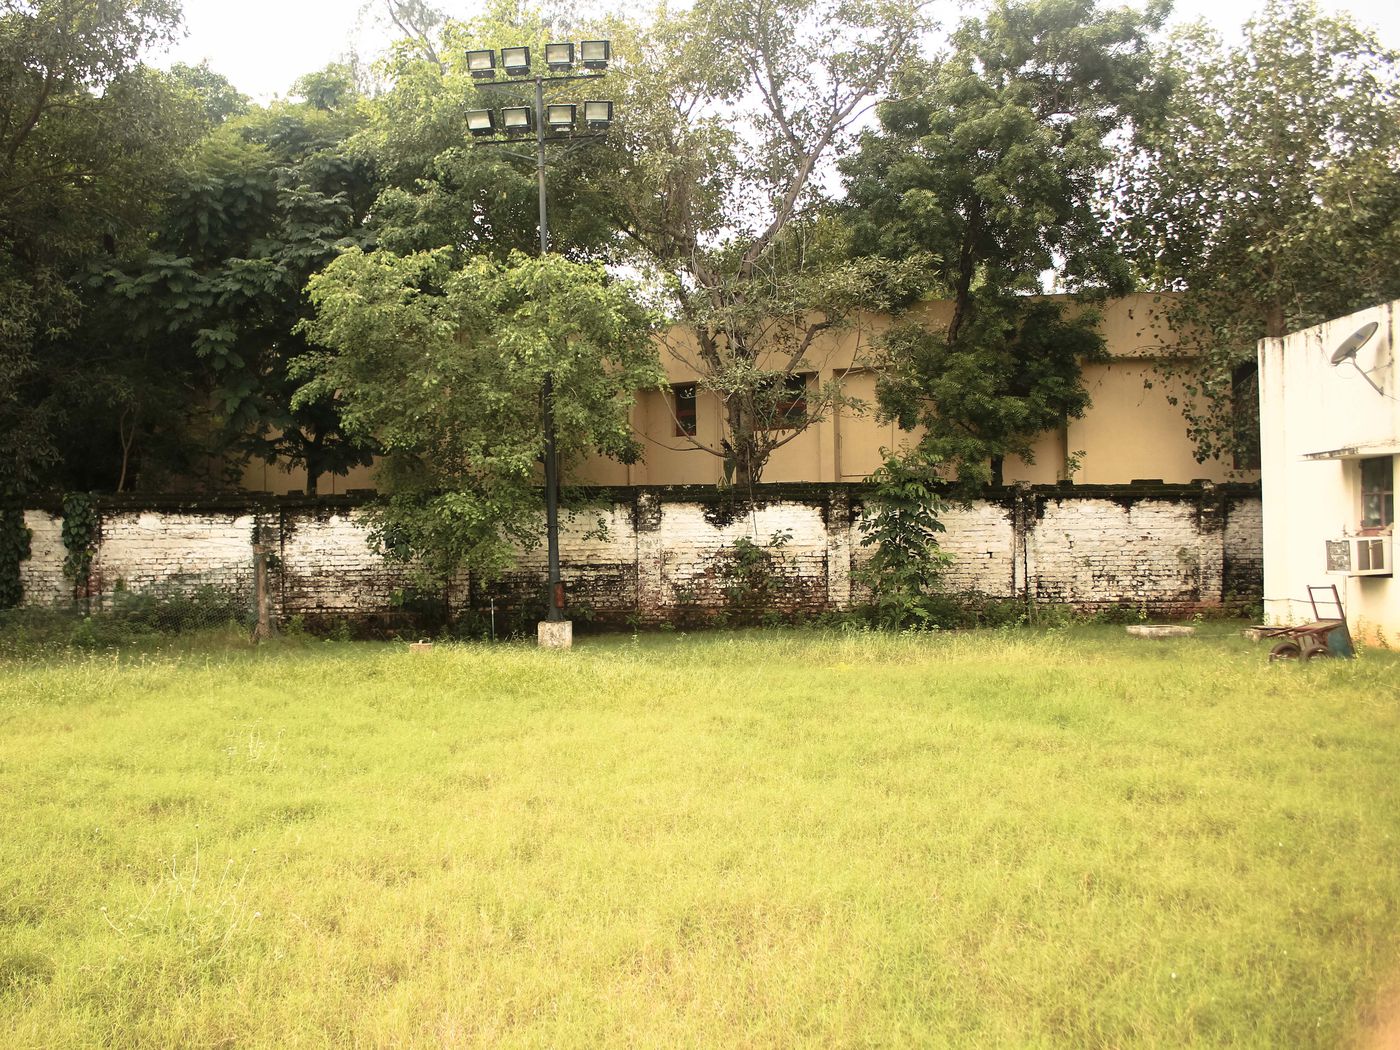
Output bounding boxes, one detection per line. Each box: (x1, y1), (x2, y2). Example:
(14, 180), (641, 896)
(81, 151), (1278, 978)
(1258, 301), (1400, 645)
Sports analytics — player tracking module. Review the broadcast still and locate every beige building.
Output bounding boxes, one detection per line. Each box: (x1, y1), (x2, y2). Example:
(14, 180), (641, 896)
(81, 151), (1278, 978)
(243, 293), (1250, 494)
(1259, 300), (1398, 646)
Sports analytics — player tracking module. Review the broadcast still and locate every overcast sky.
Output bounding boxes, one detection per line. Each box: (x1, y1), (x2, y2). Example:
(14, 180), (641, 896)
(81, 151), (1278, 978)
(156, 0), (1400, 102)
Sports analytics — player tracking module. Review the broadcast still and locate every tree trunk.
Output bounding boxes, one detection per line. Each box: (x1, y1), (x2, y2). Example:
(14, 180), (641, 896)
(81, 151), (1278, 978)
(305, 432), (323, 496)
(990, 454), (1005, 487)
(725, 397), (769, 489)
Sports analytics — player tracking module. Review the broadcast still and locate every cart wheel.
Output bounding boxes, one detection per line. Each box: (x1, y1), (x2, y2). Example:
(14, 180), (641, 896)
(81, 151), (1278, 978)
(1269, 641), (1303, 661)
(1303, 646), (1333, 662)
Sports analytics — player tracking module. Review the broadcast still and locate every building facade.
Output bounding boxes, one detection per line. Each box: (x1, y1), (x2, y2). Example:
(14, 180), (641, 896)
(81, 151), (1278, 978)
(243, 294), (1254, 494)
(1258, 300), (1398, 645)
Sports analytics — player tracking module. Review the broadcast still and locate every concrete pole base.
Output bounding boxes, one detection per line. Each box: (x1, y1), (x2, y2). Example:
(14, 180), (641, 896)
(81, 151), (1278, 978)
(537, 619), (573, 649)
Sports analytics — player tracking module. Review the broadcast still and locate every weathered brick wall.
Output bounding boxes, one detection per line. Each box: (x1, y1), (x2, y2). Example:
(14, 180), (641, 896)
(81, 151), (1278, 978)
(1223, 494), (1264, 601)
(18, 512), (67, 606)
(277, 509), (416, 620)
(97, 511), (256, 596)
(15, 483), (1261, 627)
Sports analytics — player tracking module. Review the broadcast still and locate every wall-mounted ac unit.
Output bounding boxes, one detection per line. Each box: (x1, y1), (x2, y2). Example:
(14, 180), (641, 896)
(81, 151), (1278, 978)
(1326, 536), (1392, 577)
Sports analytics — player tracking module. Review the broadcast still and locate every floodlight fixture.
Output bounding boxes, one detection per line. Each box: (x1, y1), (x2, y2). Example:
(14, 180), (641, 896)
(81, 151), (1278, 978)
(465, 109), (497, 136)
(501, 106), (534, 133)
(546, 104), (577, 130)
(583, 100), (613, 128)
(545, 42), (575, 70)
(465, 49), (496, 78)
(580, 39), (611, 69)
(501, 46), (531, 75)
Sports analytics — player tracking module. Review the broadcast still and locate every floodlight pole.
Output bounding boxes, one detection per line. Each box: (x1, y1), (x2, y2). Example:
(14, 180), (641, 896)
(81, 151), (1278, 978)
(534, 72), (565, 627)
(470, 58), (608, 647)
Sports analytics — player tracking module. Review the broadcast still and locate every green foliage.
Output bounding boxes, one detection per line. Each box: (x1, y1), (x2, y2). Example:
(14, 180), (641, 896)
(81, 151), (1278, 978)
(108, 580), (253, 633)
(876, 300), (1109, 490)
(167, 61), (249, 126)
(717, 529), (794, 625)
(76, 87), (380, 492)
(298, 248), (660, 585)
(59, 494), (98, 590)
(855, 454), (952, 629)
(609, 0), (927, 485)
(1116, 0), (1400, 463)
(842, 0), (1165, 487)
(363, 2), (621, 261)
(0, 0), (199, 495)
(0, 581), (251, 655)
(0, 507), (32, 610)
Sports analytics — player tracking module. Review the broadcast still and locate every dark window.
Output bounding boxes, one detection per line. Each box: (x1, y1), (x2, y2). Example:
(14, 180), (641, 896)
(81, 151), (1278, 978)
(768, 373), (810, 430)
(672, 383), (697, 437)
(1361, 457), (1394, 528)
(1231, 362), (1261, 471)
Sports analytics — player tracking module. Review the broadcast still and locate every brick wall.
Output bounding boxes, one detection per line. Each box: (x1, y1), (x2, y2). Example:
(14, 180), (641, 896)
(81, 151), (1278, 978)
(16, 483), (1261, 628)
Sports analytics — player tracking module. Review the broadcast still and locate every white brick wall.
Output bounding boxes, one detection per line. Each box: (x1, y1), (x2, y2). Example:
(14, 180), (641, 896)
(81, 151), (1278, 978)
(18, 511), (67, 606)
(96, 511), (256, 595)
(14, 486), (1262, 625)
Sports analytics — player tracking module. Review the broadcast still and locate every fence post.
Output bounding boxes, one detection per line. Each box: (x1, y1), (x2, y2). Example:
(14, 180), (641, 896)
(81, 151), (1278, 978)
(252, 547), (275, 642)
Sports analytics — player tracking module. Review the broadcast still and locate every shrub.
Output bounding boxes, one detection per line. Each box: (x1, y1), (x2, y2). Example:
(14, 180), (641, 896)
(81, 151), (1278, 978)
(855, 453), (952, 630)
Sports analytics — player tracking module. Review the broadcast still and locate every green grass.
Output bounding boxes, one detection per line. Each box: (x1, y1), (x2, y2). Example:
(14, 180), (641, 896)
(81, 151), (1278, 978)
(1, 624), (1398, 1048)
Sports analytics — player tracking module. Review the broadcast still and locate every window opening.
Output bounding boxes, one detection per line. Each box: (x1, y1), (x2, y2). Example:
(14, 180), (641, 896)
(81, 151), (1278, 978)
(672, 383), (697, 437)
(1361, 457), (1394, 528)
(767, 373), (809, 430)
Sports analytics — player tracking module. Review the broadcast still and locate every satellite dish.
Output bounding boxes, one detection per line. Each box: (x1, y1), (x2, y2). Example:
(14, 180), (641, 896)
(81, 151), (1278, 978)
(1330, 321), (1379, 366)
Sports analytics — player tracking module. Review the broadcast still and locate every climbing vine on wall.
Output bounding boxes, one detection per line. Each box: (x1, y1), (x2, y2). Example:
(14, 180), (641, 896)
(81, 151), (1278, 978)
(0, 507), (32, 609)
(61, 493), (99, 597)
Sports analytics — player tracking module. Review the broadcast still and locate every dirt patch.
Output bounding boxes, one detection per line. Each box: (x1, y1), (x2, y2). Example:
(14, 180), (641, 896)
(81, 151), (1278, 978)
(1360, 984), (1400, 1049)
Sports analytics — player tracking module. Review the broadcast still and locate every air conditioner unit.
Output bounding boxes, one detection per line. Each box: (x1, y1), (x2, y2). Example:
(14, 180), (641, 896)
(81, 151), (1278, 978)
(1326, 535), (1392, 577)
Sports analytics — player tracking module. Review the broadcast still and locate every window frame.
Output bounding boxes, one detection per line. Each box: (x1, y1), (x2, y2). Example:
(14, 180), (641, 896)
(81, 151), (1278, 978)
(766, 372), (811, 431)
(1360, 456), (1394, 529)
(671, 382), (698, 438)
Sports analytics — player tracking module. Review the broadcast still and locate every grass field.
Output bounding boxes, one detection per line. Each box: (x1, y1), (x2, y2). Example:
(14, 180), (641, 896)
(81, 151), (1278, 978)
(2, 624), (1398, 1048)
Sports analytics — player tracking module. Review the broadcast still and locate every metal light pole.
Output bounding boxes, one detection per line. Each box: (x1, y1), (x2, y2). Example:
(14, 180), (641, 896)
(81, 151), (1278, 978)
(465, 43), (613, 648)
(533, 73), (565, 635)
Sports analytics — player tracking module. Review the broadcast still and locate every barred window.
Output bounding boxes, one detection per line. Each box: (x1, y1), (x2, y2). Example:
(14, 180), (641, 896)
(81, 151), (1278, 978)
(1361, 457), (1394, 528)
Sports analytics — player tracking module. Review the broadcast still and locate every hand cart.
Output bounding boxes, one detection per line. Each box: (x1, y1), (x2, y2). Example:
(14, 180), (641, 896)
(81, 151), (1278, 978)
(1259, 584), (1355, 661)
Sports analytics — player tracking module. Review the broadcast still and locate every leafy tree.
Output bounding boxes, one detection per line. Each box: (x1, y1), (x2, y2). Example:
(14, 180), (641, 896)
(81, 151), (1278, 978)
(842, 0), (1167, 487)
(1116, 0), (1400, 464)
(606, 0), (926, 487)
(79, 75), (380, 492)
(876, 301), (1109, 488)
(0, 0), (196, 494)
(168, 60), (249, 126)
(297, 248), (660, 584)
(855, 451), (951, 629)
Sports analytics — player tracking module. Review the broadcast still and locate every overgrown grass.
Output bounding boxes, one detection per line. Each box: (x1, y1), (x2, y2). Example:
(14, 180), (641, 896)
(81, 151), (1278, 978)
(2, 625), (1398, 1047)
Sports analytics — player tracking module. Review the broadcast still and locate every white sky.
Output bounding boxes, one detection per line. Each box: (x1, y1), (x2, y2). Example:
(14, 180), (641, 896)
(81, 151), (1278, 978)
(157, 0), (1400, 102)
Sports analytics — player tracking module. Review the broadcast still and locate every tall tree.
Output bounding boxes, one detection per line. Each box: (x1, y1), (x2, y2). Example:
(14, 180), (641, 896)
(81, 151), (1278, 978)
(80, 69), (380, 493)
(0, 0), (195, 495)
(1116, 0), (1400, 464)
(607, 0), (927, 487)
(842, 0), (1168, 488)
(297, 248), (660, 583)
